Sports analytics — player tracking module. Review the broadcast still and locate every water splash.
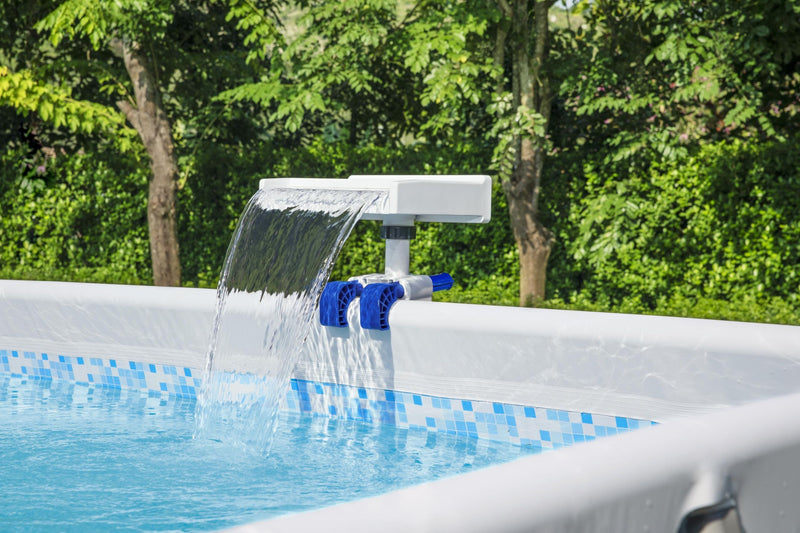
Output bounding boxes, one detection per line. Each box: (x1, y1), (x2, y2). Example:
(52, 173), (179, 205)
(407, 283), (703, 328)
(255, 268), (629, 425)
(194, 186), (382, 453)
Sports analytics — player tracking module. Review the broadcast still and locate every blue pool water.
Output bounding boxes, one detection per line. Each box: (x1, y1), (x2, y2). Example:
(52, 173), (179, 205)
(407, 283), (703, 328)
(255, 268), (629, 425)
(0, 375), (536, 532)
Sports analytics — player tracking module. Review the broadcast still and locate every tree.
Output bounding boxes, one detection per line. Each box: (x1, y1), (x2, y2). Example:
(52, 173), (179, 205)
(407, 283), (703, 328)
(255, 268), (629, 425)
(0, 0), (279, 286)
(488, 0), (558, 305)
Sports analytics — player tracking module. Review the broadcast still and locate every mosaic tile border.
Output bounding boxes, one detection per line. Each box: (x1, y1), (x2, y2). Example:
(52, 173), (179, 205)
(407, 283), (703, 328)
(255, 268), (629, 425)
(0, 349), (201, 397)
(1, 349), (655, 448)
(285, 379), (655, 449)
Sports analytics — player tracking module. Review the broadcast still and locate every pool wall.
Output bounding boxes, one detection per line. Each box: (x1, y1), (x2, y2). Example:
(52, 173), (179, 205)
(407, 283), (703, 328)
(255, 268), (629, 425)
(3, 280), (800, 421)
(3, 279), (800, 531)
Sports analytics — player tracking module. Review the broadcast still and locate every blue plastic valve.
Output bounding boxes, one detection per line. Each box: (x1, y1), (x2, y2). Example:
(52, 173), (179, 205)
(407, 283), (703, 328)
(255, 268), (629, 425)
(360, 282), (405, 331)
(320, 281), (363, 327)
(430, 273), (454, 292)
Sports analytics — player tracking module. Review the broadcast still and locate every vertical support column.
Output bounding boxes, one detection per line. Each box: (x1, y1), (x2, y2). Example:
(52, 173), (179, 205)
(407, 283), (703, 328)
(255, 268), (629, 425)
(384, 239), (410, 277)
(381, 215), (415, 278)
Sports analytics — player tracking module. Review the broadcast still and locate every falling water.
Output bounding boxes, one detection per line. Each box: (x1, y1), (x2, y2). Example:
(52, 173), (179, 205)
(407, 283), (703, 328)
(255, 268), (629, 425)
(194, 186), (383, 453)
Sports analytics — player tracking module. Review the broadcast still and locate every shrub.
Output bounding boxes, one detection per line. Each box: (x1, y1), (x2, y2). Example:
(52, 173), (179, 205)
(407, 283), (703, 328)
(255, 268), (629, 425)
(563, 136), (800, 321)
(0, 147), (151, 284)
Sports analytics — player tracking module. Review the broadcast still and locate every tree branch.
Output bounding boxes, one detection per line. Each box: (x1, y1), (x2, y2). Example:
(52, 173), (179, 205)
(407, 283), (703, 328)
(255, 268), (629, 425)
(109, 37), (125, 59)
(116, 99), (140, 130)
(496, 0), (513, 18)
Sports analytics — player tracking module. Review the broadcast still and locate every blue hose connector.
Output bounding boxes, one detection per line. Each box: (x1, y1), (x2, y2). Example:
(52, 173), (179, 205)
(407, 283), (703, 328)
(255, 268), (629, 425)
(360, 282), (405, 331)
(430, 273), (454, 292)
(320, 281), (363, 327)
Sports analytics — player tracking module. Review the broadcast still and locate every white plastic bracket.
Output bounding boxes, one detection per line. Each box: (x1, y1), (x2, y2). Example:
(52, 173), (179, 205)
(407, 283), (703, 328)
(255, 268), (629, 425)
(259, 174), (492, 276)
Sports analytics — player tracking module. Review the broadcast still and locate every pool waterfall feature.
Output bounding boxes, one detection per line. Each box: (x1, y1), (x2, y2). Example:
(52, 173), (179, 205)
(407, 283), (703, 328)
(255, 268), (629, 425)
(195, 185), (383, 452)
(2, 174), (800, 531)
(196, 175), (491, 452)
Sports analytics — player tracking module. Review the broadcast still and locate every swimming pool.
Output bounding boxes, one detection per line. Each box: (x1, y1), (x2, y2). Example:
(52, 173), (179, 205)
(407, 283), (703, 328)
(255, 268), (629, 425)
(3, 279), (800, 531)
(0, 375), (537, 531)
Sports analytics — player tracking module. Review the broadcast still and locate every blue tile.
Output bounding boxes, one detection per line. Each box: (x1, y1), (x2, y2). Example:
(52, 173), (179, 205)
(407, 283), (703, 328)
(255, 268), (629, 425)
(581, 412), (593, 424)
(506, 415), (517, 427)
(412, 395), (423, 406)
(184, 367), (192, 377)
(546, 409), (558, 421)
(540, 430), (551, 442)
(385, 390), (396, 402)
(492, 402), (504, 414)
(615, 416), (629, 429)
(77, 357), (84, 365)
(425, 417), (436, 428)
(357, 388), (367, 399)
(524, 406), (536, 418)
(440, 398), (451, 410)
(432, 397), (441, 409)
(462, 400), (473, 411)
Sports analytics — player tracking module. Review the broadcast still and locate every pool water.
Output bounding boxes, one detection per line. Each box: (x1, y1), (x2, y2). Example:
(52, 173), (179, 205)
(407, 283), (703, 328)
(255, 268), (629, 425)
(0, 376), (536, 532)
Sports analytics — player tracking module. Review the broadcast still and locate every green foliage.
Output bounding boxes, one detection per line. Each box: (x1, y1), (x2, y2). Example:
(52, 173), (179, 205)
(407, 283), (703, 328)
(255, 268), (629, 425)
(569, 0), (800, 166)
(4, 0), (800, 328)
(0, 147), (151, 284)
(566, 136), (800, 318)
(0, 66), (137, 149)
(221, 0), (499, 144)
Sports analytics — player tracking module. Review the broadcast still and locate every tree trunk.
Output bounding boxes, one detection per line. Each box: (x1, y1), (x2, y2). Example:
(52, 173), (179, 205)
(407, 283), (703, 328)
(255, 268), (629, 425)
(495, 0), (554, 306)
(111, 39), (181, 286)
(507, 181), (554, 306)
